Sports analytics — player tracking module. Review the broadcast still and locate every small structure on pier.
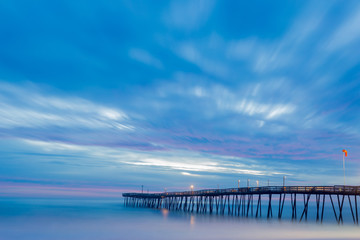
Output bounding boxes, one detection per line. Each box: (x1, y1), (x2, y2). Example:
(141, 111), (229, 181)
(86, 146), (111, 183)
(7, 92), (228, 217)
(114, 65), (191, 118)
(123, 185), (360, 224)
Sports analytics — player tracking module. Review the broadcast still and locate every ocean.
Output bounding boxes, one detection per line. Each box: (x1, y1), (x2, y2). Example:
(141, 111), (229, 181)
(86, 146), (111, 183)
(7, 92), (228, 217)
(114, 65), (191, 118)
(0, 198), (360, 240)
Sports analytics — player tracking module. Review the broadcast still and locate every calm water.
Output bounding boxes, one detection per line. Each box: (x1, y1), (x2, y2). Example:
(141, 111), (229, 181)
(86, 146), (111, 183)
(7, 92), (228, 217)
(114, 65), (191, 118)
(0, 198), (360, 240)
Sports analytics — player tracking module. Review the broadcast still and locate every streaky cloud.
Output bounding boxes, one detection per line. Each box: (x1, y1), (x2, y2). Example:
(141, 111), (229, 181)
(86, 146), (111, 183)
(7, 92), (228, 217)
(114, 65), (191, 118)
(0, 81), (133, 130)
(129, 48), (163, 69)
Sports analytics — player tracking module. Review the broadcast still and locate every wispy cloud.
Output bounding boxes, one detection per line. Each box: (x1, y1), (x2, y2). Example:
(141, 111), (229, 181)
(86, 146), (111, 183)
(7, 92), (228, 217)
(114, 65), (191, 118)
(0, 82), (133, 130)
(129, 48), (163, 69)
(216, 98), (295, 120)
(181, 172), (202, 177)
(124, 157), (268, 176)
(164, 0), (215, 30)
(226, 38), (257, 60)
(225, 2), (333, 74)
(176, 43), (228, 77)
(21, 139), (283, 177)
(326, 4), (360, 51)
(161, 78), (297, 121)
(2, 138), (351, 190)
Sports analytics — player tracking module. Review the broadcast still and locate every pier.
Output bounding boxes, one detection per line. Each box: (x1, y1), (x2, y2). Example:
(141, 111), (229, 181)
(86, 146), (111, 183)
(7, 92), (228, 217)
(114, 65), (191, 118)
(123, 185), (360, 224)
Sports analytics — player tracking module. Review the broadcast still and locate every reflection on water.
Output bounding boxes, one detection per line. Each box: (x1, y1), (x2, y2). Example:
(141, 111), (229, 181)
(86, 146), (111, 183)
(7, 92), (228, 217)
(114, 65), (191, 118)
(161, 208), (169, 219)
(0, 198), (360, 240)
(190, 215), (195, 226)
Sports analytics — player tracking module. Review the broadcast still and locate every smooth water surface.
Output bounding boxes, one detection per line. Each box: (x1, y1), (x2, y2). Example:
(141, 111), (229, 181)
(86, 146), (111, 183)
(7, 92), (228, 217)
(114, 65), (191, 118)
(0, 198), (360, 240)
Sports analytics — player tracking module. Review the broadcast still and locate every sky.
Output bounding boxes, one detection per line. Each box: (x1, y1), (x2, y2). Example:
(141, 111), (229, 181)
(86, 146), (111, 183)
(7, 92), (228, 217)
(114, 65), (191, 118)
(1, 0), (360, 198)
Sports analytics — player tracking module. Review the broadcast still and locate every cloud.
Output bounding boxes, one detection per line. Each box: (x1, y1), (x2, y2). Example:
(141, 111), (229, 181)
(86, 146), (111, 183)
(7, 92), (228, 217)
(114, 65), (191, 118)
(176, 43), (228, 77)
(190, 83), (297, 120)
(164, 0), (215, 30)
(22, 138), (280, 177)
(191, 86), (207, 98)
(129, 48), (163, 69)
(181, 172), (202, 177)
(1, 1), (360, 198)
(9, 137), (355, 188)
(326, 4), (360, 51)
(219, 99), (295, 120)
(0, 81), (133, 130)
(124, 157), (267, 175)
(226, 38), (257, 60)
(226, 2), (333, 74)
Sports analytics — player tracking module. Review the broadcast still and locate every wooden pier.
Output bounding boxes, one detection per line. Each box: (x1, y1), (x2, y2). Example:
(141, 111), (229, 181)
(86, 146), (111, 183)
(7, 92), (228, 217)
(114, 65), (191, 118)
(123, 185), (360, 224)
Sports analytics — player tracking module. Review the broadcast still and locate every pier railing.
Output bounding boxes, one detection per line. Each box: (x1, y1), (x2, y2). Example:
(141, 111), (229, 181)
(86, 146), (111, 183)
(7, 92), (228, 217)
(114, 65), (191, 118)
(123, 185), (360, 198)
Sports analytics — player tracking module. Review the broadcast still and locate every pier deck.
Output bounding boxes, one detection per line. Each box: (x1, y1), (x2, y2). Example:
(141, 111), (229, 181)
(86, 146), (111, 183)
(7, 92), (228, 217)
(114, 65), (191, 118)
(123, 185), (360, 224)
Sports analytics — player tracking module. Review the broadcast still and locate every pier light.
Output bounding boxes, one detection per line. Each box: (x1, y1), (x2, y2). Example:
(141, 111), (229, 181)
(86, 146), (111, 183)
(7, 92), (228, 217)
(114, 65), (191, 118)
(283, 176), (286, 187)
(238, 179), (240, 188)
(342, 149), (348, 185)
(190, 185), (194, 193)
(256, 180), (259, 187)
(247, 179), (250, 188)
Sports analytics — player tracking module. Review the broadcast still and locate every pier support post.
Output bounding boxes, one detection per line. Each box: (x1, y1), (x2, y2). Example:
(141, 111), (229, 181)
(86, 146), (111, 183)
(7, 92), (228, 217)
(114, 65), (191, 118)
(256, 194), (261, 218)
(337, 195), (345, 224)
(329, 195), (339, 223)
(278, 194), (282, 219)
(267, 194), (272, 218)
(300, 194), (311, 222)
(348, 195), (356, 224)
(316, 194), (320, 222)
(356, 195), (359, 224)
(321, 194), (325, 223)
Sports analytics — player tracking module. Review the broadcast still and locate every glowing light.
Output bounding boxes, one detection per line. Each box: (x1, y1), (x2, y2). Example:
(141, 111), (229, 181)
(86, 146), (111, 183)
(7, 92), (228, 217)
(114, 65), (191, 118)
(342, 149), (348, 157)
(161, 209), (169, 219)
(190, 215), (195, 225)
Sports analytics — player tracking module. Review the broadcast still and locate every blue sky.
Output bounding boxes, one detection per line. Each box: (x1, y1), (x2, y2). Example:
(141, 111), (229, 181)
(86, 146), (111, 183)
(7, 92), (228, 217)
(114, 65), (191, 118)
(1, 0), (360, 197)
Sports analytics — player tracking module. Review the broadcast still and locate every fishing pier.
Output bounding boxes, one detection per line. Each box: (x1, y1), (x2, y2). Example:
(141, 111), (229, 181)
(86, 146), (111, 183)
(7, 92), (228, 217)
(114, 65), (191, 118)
(123, 185), (360, 224)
